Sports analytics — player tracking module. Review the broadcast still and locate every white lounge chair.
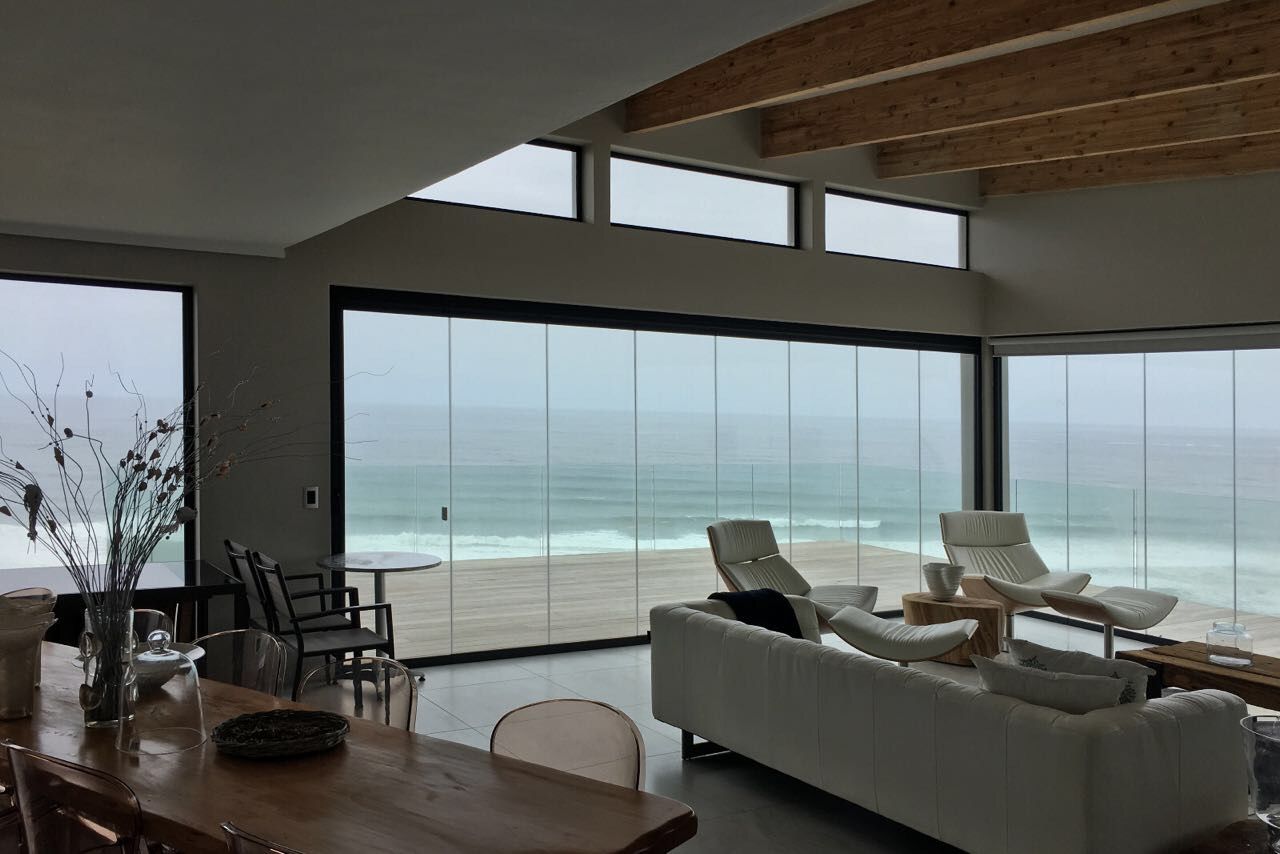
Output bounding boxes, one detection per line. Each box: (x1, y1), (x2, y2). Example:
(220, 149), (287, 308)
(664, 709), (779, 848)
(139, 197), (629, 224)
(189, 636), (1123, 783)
(939, 511), (1090, 638)
(827, 605), (978, 665)
(707, 520), (877, 630)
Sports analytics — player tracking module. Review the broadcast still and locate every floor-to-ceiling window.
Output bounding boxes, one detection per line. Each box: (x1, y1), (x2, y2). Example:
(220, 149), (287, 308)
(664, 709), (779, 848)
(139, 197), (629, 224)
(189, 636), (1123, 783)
(0, 277), (189, 569)
(339, 292), (978, 661)
(1002, 341), (1280, 650)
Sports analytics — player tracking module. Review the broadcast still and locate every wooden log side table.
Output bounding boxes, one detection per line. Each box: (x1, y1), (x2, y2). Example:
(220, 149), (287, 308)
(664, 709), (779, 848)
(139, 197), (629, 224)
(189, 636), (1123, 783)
(901, 593), (1004, 666)
(1179, 819), (1270, 853)
(1116, 641), (1280, 709)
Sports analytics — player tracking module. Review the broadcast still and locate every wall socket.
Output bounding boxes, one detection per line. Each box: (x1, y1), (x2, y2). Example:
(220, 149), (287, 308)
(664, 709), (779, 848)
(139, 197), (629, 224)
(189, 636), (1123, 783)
(304, 486), (320, 509)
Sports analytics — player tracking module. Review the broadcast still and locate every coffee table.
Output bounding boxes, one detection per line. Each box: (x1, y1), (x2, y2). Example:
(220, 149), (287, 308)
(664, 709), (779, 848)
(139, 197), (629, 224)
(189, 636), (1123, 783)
(901, 592), (1003, 666)
(1116, 641), (1280, 709)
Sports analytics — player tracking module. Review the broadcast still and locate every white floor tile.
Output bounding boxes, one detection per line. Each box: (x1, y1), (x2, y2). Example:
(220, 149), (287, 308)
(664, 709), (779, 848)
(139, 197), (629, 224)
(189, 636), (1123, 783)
(429, 727), (492, 751)
(515, 646), (647, 677)
(424, 675), (579, 728)
(548, 663), (652, 708)
(415, 659), (533, 689)
(413, 697), (472, 734)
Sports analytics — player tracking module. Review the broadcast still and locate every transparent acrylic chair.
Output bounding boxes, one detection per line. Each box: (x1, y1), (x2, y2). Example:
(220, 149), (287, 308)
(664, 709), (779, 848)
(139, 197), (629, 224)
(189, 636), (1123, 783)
(1243, 715), (1280, 852)
(194, 629), (286, 696)
(490, 699), (646, 790)
(131, 608), (173, 644)
(5, 743), (148, 853)
(222, 821), (306, 854)
(298, 657), (416, 731)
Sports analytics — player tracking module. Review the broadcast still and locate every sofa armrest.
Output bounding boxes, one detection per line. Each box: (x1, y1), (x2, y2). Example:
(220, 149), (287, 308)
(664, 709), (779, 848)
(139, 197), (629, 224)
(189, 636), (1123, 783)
(783, 595), (822, 643)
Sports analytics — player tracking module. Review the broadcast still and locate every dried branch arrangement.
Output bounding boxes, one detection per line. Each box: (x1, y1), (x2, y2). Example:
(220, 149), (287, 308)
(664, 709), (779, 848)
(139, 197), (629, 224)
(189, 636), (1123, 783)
(0, 353), (310, 609)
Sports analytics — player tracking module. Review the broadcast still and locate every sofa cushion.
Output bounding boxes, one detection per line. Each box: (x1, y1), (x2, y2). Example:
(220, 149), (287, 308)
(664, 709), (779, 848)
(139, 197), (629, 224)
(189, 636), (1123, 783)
(1006, 638), (1155, 704)
(972, 654), (1125, 714)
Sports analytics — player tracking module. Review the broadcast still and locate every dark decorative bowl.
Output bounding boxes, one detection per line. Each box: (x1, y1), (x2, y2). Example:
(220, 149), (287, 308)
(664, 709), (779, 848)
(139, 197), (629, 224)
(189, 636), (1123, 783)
(212, 710), (350, 759)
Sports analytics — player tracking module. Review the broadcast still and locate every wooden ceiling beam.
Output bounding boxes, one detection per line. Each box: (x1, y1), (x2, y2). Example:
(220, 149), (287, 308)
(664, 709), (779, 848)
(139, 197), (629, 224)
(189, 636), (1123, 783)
(979, 130), (1280, 194)
(878, 77), (1280, 177)
(625, 0), (1207, 133)
(762, 0), (1280, 157)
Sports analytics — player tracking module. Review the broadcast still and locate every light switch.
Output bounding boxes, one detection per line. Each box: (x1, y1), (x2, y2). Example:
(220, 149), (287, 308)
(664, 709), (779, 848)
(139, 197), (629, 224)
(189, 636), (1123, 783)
(304, 487), (320, 509)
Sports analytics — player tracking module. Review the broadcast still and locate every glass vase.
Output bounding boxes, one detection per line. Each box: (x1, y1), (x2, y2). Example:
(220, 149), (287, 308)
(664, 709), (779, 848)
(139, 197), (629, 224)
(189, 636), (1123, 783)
(79, 607), (135, 728)
(1207, 620), (1254, 668)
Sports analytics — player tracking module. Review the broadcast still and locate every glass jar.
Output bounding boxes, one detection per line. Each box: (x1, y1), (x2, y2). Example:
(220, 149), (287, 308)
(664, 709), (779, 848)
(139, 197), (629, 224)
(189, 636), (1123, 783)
(1207, 621), (1253, 668)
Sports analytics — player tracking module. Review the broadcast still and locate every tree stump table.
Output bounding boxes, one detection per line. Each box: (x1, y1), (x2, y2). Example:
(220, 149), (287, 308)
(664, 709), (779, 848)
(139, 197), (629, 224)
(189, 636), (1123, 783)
(901, 593), (1004, 666)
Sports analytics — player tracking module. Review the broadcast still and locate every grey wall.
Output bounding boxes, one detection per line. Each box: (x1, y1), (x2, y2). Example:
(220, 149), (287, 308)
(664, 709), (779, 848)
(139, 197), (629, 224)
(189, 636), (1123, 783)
(0, 107), (986, 569)
(971, 171), (1280, 336)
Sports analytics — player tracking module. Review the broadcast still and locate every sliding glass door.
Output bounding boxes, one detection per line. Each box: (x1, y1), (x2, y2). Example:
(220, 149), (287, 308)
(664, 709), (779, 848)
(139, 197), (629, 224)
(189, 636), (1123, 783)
(341, 298), (977, 660)
(1003, 346), (1280, 652)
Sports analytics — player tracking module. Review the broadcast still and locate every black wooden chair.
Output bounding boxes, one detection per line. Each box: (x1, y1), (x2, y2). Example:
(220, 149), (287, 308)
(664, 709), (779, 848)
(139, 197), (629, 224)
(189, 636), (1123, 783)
(251, 551), (395, 699)
(225, 539), (356, 633)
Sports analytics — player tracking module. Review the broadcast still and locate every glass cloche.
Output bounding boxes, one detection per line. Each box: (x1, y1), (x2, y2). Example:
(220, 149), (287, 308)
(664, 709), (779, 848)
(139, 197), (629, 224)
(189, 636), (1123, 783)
(117, 629), (207, 755)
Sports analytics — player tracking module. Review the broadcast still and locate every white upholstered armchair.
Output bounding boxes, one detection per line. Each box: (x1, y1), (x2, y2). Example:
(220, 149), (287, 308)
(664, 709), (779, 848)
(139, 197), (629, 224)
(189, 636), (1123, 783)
(706, 520), (877, 626)
(939, 511), (1090, 637)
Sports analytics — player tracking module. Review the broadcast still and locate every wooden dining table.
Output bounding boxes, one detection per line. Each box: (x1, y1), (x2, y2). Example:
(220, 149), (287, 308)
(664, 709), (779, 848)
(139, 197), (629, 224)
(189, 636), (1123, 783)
(0, 643), (697, 853)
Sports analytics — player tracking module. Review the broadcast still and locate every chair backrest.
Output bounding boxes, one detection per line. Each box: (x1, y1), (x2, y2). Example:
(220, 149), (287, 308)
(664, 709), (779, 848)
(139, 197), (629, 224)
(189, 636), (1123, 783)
(222, 821), (306, 854)
(491, 699), (646, 790)
(706, 520), (810, 596)
(224, 540), (268, 627)
(938, 511), (1050, 583)
(298, 657), (417, 731)
(250, 552), (300, 635)
(6, 743), (145, 854)
(194, 629), (286, 696)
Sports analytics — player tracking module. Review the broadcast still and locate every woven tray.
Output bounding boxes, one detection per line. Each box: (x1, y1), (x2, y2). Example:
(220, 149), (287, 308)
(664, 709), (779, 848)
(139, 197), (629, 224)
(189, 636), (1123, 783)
(212, 710), (350, 759)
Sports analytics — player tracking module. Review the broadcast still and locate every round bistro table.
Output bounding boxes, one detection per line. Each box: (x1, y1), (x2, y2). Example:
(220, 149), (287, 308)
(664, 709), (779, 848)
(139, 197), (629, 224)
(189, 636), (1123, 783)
(315, 551), (442, 639)
(901, 592), (1004, 666)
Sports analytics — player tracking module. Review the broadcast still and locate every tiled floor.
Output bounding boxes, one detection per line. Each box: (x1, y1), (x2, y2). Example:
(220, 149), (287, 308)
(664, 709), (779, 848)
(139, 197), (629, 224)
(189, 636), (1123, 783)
(411, 616), (1147, 853)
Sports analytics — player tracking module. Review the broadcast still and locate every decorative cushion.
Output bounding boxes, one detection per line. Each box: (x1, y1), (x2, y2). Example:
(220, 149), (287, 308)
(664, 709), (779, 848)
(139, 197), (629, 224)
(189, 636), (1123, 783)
(972, 654), (1125, 714)
(1006, 638), (1155, 704)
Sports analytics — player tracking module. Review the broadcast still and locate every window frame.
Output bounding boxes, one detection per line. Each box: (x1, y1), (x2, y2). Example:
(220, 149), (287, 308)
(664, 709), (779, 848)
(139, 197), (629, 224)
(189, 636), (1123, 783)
(406, 139), (584, 222)
(609, 152), (801, 249)
(824, 187), (969, 270)
(0, 272), (196, 564)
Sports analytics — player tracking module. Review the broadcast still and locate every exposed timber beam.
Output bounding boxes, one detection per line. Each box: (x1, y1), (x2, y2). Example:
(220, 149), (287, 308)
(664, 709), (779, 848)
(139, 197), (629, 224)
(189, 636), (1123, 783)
(762, 0), (1280, 157)
(625, 0), (1214, 132)
(879, 77), (1280, 177)
(979, 130), (1280, 194)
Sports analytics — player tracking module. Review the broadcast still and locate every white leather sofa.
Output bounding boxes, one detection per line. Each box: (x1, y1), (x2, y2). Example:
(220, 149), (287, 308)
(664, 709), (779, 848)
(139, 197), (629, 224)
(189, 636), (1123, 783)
(650, 601), (1248, 854)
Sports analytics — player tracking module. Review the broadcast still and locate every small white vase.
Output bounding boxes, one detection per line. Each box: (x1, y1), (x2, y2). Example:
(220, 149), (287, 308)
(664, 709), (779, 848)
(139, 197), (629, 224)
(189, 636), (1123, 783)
(923, 563), (965, 601)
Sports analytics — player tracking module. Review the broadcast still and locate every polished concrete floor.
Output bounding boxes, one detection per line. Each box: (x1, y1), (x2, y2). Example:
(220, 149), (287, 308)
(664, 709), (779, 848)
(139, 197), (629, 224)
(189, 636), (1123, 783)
(412, 615), (1146, 853)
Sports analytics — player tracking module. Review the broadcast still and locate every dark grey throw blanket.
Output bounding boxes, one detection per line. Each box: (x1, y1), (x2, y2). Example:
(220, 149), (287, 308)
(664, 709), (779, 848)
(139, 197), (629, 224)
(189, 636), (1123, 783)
(709, 588), (803, 639)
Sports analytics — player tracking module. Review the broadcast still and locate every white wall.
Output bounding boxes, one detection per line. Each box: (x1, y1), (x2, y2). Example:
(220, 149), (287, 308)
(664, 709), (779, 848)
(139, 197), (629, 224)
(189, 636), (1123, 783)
(971, 171), (1280, 336)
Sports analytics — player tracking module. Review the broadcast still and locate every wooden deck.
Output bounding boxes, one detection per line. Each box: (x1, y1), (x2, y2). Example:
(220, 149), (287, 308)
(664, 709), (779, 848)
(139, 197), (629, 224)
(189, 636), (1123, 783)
(347, 541), (1280, 659)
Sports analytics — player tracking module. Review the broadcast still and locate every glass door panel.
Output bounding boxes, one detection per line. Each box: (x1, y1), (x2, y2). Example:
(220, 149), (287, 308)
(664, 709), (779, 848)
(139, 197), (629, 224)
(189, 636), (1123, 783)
(637, 332), (717, 630)
(548, 325), (637, 643)
(1145, 351), (1234, 616)
(1067, 354), (1144, 588)
(449, 318), (548, 653)
(858, 347), (921, 605)
(1005, 355), (1068, 569)
(342, 311), (451, 658)
(716, 337), (790, 548)
(1236, 350), (1280, 625)
(920, 352), (971, 563)
(790, 342), (858, 587)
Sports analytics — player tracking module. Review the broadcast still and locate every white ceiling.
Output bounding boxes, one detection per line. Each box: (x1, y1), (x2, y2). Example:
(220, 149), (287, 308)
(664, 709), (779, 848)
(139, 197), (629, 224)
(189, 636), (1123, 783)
(0, 2), (850, 257)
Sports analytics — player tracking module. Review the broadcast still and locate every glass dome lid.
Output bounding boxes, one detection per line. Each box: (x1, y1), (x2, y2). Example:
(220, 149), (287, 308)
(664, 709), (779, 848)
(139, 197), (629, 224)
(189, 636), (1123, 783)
(117, 629), (207, 756)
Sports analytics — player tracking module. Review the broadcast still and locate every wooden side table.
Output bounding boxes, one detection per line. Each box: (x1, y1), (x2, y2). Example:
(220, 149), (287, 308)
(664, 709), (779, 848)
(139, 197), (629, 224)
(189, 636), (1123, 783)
(901, 592), (1003, 666)
(1117, 641), (1280, 709)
